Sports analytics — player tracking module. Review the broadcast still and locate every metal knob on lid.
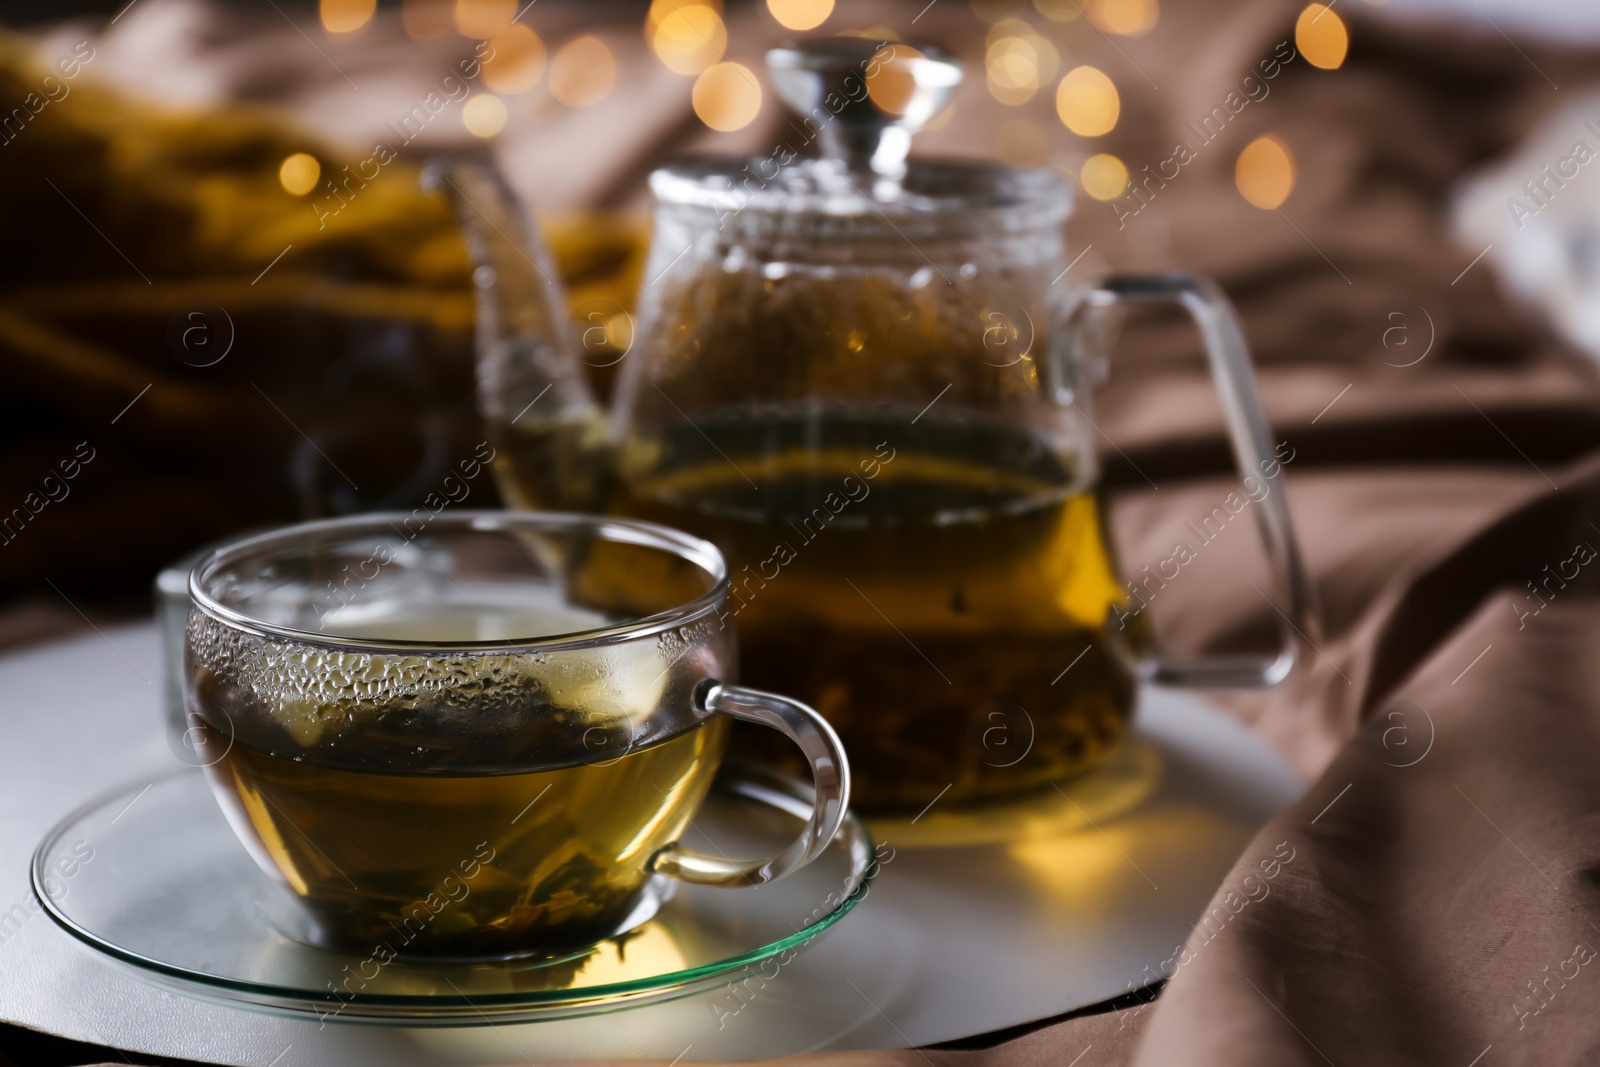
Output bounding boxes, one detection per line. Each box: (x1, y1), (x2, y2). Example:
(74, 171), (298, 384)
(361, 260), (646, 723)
(765, 38), (962, 184)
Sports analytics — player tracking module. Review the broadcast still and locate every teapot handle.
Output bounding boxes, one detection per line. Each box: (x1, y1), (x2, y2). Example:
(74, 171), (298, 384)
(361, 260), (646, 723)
(1076, 273), (1320, 688)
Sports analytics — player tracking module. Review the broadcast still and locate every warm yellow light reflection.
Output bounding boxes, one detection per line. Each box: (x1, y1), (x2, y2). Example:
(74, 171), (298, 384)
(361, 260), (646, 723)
(1080, 153), (1128, 200)
(549, 36), (617, 108)
(869, 739), (1162, 848)
(455, 0), (515, 39)
(866, 43), (924, 116)
(767, 0), (834, 30)
(278, 153), (321, 196)
(692, 61), (762, 131)
(483, 25), (546, 94)
(566, 922), (688, 985)
(1010, 808), (1237, 911)
(320, 0), (375, 33)
(462, 94), (508, 137)
(1034, 0), (1082, 21)
(1088, 0), (1159, 35)
(1296, 3), (1349, 69)
(1235, 135), (1295, 208)
(401, 0), (452, 38)
(1056, 65), (1119, 137)
(1011, 823), (1130, 891)
(650, 4), (727, 75)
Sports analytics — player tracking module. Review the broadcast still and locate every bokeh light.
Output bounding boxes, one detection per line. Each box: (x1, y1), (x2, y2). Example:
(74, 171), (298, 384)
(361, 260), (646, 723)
(1080, 153), (1129, 200)
(866, 43), (925, 116)
(985, 20), (1059, 106)
(1235, 135), (1296, 208)
(549, 36), (617, 108)
(401, 0), (452, 39)
(455, 0), (515, 40)
(1033, 0), (1082, 21)
(767, 0), (834, 31)
(1055, 65), (1119, 137)
(1296, 3), (1349, 70)
(649, 3), (727, 76)
(692, 62), (763, 131)
(596, 312), (633, 354)
(278, 153), (321, 196)
(987, 37), (1039, 105)
(483, 25), (547, 94)
(646, 0), (721, 31)
(463, 94), (508, 137)
(1088, 0), (1159, 36)
(320, 0), (375, 33)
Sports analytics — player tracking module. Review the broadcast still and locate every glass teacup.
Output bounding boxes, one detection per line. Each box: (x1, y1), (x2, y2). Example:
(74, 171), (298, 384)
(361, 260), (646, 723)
(184, 511), (849, 959)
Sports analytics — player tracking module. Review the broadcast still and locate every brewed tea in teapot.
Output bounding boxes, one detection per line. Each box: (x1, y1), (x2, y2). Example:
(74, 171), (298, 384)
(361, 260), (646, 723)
(441, 40), (1314, 812)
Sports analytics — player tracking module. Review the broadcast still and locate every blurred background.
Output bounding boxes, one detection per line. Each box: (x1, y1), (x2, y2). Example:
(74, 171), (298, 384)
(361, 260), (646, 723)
(4, 0), (1600, 673)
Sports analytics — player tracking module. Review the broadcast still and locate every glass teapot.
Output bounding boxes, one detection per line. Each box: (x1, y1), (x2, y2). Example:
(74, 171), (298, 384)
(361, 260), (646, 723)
(436, 40), (1316, 813)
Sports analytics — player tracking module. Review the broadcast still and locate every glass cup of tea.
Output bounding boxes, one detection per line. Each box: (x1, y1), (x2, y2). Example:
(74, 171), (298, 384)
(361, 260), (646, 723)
(183, 511), (849, 959)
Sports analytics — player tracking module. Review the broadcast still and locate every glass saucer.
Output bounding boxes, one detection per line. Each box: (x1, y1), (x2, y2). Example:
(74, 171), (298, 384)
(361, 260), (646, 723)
(33, 766), (873, 1025)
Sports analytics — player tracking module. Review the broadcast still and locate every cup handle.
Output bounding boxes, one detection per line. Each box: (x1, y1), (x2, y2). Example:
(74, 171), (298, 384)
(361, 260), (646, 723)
(1079, 272), (1322, 688)
(648, 682), (851, 888)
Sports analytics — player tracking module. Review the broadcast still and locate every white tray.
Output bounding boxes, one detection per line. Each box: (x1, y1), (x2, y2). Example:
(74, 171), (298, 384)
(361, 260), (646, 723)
(0, 623), (1301, 1064)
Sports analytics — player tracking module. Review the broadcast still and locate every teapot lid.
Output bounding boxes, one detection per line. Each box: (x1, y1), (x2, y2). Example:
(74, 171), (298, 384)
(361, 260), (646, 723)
(649, 38), (1072, 227)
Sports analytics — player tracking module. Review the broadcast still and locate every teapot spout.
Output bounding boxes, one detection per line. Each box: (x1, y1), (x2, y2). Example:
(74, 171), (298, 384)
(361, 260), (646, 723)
(425, 155), (611, 511)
